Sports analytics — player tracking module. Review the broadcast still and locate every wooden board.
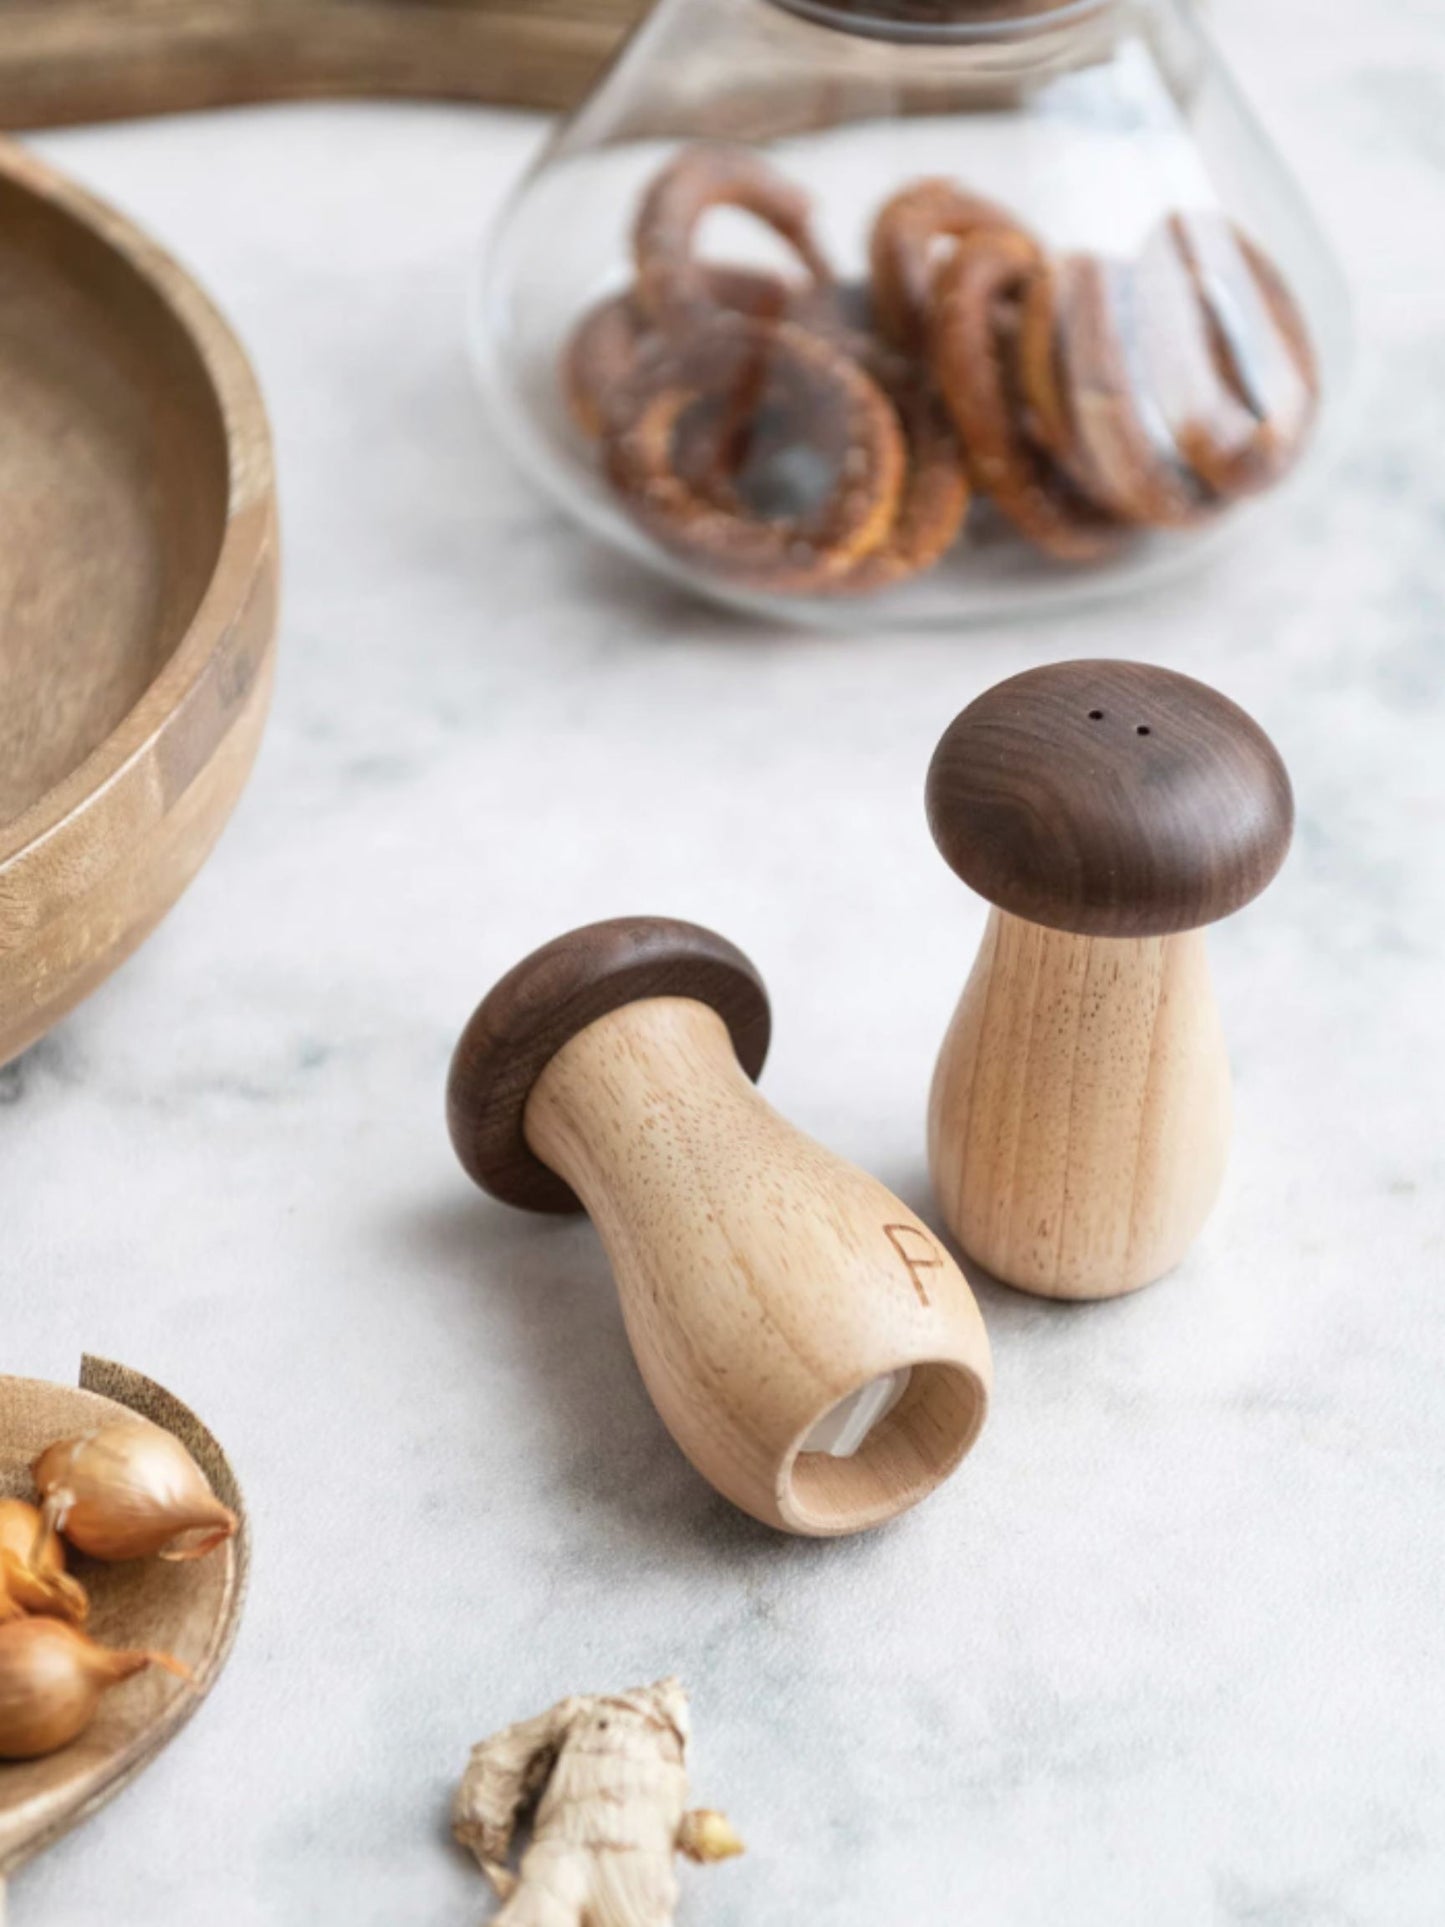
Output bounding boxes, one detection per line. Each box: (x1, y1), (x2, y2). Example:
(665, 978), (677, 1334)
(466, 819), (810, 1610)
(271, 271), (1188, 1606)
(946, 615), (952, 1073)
(0, 1358), (248, 1893)
(0, 0), (647, 128)
(0, 136), (277, 1069)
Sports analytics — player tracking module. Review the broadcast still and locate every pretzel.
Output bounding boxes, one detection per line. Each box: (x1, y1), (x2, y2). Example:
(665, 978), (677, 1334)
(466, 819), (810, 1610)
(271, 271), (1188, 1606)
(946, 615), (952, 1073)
(1127, 215), (1286, 504)
(787, 277), (876, 355)
(642, 297), (967, 595)
(564, 292), (649, 441)
(1014, 262), (1075, 467)
(1231, 229), (1319, 399)
(1165, 211), (1319, 493)
(601, 315), (907, 591)
(931, 235), (1124, 562)
(1010, 217), (1318, 519)
(633, 144), (833, 334)
(870, 178), (1037, 355)
(832, 348), (970, 593)
(565, 266), (794, 440)
(1050, 250), (1217, 527)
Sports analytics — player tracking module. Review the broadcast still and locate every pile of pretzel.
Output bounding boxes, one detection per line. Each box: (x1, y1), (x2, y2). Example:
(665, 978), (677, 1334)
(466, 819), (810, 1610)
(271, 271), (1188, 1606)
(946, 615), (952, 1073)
(563, 144), (1319, 596)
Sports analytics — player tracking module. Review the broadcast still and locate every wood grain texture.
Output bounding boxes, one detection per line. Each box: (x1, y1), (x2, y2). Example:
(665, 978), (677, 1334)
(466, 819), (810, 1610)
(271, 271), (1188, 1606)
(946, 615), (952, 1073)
(0, 1357), (247, 1884)
(926, 660), (1294, 938)
(524, 995), (991, 1534)
(447, 916), (771, 1213)
(0, 0), (644, 128)
(776, 0), (1097, 36)
(0, 137), (277, 1068)
(928, 909), (1231, 1299)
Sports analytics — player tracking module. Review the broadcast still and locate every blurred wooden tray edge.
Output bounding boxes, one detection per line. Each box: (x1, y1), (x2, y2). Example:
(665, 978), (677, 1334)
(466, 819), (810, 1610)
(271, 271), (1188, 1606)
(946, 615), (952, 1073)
(0, 1), (649, 128)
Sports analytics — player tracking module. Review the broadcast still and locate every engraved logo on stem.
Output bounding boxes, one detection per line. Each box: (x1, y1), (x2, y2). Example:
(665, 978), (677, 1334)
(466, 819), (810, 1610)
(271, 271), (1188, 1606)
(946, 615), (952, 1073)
(883, 1224), (943, 1306)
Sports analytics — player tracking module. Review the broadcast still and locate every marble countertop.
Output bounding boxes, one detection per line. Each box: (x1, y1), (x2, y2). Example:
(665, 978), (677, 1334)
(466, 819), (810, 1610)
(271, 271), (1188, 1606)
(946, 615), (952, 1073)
(8, 1), (1443, 1919)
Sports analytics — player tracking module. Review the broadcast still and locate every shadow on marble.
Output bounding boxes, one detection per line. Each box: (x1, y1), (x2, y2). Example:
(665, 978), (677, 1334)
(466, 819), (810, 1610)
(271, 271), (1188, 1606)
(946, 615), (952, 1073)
(555, 535), (886, 656)
(393, 1193), (822, 1569)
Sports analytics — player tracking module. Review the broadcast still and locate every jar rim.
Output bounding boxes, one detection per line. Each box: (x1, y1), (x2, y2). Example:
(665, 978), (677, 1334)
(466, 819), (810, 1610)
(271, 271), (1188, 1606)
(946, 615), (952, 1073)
(765, 0), (1120, 42)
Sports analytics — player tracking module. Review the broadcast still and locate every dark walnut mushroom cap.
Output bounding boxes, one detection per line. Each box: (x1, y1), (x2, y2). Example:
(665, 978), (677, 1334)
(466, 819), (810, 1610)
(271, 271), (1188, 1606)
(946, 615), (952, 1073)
(447, 916), (771, 1214)
(926, 660), (1293, 938)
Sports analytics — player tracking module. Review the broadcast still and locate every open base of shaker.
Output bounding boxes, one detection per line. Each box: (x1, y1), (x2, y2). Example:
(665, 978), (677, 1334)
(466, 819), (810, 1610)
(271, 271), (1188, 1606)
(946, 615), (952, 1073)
(779, 1362), (987, 1535)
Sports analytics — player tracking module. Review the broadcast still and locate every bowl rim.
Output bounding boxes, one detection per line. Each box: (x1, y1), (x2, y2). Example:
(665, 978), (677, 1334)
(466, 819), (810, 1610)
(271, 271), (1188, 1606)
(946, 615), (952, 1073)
(0, 136), (276, 876)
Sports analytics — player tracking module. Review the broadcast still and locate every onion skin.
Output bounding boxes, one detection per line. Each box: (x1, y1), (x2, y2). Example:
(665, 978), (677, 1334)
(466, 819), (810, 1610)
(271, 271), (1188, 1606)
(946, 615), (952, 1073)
(32, 1421), (237, 1564)
(0, 1499), (88, 1625)
(0, 1618), (189, 1761)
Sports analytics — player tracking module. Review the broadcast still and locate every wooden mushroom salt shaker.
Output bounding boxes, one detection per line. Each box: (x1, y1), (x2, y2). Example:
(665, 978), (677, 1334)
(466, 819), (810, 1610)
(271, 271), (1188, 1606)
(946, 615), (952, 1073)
(926, 660), (1293, 1300)
(448, 918), (991, 1536)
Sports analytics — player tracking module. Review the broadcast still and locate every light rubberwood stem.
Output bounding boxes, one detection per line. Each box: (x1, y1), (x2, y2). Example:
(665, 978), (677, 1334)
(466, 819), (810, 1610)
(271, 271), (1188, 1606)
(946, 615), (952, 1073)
(928, 908), (1232, 1300)
(524, 996), (991, 1535)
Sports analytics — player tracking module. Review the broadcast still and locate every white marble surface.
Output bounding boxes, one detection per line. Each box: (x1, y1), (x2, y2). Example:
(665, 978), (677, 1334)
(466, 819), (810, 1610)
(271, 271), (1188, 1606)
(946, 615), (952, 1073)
(7, 1), (1444, 1919)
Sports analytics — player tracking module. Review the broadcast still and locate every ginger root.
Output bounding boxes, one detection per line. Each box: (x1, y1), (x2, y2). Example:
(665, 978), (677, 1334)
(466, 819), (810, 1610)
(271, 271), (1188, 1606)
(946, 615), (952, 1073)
(452, 1676), (742, 1925)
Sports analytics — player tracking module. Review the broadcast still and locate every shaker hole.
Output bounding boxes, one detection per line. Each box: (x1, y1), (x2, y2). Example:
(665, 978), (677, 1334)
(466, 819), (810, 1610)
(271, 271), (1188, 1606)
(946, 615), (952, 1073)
(1088, 710), (1104, 721)
(1136, 724), (1151, 736)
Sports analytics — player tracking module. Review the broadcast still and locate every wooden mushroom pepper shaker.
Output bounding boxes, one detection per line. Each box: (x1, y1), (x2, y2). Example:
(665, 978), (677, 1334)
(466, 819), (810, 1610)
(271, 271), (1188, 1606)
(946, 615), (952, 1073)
(926, 660), (1293, 1301)
(447, 917), (991, 1536)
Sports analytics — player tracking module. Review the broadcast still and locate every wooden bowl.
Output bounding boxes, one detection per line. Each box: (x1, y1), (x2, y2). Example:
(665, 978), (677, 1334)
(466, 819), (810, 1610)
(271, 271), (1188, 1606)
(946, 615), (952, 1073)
(0, 1358), (248, 1895)
(0, 137), (278, 1069)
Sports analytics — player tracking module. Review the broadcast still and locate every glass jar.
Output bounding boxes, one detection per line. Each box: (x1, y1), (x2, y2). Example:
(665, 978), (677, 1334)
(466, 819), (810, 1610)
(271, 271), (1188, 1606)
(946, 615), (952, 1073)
(473, 0), (1352, 626)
